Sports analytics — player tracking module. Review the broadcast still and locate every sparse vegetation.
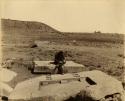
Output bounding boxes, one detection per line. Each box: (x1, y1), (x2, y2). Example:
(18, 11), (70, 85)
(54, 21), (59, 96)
(1, 19), (124, 88)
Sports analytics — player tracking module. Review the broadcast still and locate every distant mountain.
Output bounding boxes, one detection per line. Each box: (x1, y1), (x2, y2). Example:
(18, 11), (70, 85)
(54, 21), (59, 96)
(1, 19), (60, 33)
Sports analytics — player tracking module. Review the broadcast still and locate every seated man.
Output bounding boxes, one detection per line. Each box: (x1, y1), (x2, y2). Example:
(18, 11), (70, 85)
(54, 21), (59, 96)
(54, 51), (66, 74)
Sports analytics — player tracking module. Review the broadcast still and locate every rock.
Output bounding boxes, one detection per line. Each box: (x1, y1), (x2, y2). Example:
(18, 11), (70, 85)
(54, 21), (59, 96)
(9, 70), (124, 101)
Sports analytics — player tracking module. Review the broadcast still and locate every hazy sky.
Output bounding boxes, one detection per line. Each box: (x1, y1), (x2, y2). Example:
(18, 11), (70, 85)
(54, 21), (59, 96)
(1, 0), (125, 33)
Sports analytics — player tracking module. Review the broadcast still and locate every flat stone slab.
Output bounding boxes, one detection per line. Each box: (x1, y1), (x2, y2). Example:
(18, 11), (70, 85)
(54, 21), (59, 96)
(32, 61), (85, 73)
(9, 70), (123, 101)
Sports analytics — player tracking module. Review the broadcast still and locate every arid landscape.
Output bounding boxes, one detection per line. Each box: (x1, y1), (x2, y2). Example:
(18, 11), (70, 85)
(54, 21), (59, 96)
(1, 19), (124, 88)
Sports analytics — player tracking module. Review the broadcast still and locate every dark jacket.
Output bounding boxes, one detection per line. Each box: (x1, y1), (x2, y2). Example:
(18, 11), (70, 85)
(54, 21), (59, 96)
(54, 51), (66, 65)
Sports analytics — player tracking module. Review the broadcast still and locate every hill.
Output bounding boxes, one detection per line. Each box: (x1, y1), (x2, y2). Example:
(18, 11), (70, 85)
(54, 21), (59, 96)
(1, 19), (124, 45)
(1, 18), (124, 87)
(1, 19), (59, 33)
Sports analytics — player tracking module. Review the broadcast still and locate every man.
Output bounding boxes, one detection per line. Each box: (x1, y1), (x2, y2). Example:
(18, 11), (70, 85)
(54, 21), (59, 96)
(54, 51), (66, 74)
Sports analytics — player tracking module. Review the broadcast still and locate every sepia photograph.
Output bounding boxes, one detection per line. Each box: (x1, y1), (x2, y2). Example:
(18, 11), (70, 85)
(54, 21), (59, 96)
(0, 0), (125, 101)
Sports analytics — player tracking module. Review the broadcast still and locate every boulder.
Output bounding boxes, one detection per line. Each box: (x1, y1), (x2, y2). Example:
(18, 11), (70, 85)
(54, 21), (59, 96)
(9, 70), (124, 101)
(0, 82), (13, 97)
(0, 68), (17, 82)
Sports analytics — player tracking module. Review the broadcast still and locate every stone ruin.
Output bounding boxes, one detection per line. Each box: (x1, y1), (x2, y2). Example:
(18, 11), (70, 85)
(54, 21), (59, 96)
(8, 70), (124, 101)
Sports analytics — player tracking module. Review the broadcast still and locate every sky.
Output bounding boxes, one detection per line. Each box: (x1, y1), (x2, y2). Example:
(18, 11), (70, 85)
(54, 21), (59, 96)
(1, 0), (125, 33)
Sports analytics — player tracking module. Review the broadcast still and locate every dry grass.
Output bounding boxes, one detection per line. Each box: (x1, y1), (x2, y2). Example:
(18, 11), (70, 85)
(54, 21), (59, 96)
(1, 19), (124, 88)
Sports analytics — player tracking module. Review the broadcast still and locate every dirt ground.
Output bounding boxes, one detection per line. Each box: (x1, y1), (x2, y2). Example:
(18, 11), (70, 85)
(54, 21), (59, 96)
(1, 19), (125, 88)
